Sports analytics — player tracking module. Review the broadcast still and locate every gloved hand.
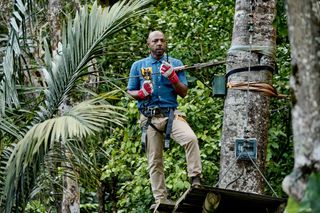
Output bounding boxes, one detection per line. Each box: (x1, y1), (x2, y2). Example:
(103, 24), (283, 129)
(160, 61), (179, 84)
(138, 80), (153, 99)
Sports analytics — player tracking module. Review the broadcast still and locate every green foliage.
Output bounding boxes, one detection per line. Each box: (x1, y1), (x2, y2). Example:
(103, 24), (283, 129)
(0, 0), (153, 212)
(80, 203), (99, 212)
(299, 173), (320, 212)
(275, 0), (289, 44)
(94, 81), (223, 212)
(285, 173), (320, 213)
(179, 80), (223, 185)
(285, 197), (300, 213)
(265, 40), (293, 197)
(1, 0), (297, 211)
(83, 0), (294, 211)
(99, 0), (234, 88)
(25, 200), (47, 213)
(99, 100), (153, 211)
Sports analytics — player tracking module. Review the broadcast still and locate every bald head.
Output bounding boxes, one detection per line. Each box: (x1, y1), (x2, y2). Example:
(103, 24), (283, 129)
(147, 31), (165, 42)
(147, 31), (167, 60)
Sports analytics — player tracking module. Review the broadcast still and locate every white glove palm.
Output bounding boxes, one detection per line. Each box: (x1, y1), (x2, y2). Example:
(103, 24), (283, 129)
(160, 61), (179, 84)
(160, 61), (174, 77)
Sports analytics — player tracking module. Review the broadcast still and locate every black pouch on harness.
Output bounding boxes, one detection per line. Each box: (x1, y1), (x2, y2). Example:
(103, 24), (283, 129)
(164, 109), (175, 149)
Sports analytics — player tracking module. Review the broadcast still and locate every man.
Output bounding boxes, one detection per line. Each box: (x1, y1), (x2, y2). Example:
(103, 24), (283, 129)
(127, 31), (202, 209)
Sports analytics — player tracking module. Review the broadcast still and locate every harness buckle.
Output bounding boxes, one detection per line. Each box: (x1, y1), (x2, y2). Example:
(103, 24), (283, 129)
(142, 107), (163, 117)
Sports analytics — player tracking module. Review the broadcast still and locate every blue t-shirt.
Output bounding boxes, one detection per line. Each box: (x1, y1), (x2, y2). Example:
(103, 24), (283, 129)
(127, 54), (188, 109)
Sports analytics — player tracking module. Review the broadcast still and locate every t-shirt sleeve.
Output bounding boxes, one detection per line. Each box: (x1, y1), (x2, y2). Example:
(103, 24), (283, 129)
(127, 62), (140, 90)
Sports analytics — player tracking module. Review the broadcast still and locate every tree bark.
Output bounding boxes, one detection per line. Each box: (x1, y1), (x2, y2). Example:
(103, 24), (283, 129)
(62, 170), (80, 213)
(97, 180), (107, 213)
(0, 0), (12, 30)
(282, 0), (320, 201)
(60, 105), (80, 213)
(219, 0), (276, 194)
(48, 0), (81, 211)
(99, 0), (119, 7)
(106, 176), (118, 213)
(49, 0), (62, 55)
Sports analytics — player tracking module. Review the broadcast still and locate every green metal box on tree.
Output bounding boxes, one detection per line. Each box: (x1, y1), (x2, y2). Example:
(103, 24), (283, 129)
(212, 75), (226, 97)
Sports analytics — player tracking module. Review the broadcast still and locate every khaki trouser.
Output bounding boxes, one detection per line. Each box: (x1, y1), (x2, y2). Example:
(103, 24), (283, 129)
(140, 110), (202, 201)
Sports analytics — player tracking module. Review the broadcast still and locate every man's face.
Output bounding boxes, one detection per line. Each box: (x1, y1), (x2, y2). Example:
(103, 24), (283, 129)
(147, 32), (167, 59)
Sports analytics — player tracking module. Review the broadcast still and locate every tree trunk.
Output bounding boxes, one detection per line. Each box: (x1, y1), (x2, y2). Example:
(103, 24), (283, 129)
(97, 181), (107, 213)
(104, 176), (118, 213)
(62, 164), (80, 213)
(61, 143), (80, 213)
(282, 0), (320, 201)
(48, 0), (81, 211)
(219, 0), (276, 194)
(49, 0), (62, 55)
(99, 0), (119, 7)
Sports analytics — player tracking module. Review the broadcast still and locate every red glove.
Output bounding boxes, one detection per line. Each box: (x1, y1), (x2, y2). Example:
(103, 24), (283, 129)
(160, 61), (179, 84)
(138, 80), (153, 99)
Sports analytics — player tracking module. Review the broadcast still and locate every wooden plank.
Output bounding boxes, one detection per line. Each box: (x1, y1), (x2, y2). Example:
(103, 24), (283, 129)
(152, 202), (175, 213)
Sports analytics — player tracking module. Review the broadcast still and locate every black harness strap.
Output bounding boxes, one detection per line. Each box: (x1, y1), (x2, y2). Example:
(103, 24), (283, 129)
(164, 109), (175, 149)
(141, 117), (151, 152)
(141, 117), (164, 152)
(225, 65), (276, 81)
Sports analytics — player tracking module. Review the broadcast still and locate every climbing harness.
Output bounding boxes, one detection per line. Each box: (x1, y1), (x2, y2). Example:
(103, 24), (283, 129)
(140, 107), (175, 152)
(139, 64), (176, 152)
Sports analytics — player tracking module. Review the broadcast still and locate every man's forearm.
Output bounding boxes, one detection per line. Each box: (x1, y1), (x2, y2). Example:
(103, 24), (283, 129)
(127, 90), (142, 100)
(172, 81), (188, 98)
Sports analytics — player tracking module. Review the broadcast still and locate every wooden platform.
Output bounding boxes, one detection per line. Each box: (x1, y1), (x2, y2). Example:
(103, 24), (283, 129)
(152, 203), (175, 213)
(153, 185), (287, 213)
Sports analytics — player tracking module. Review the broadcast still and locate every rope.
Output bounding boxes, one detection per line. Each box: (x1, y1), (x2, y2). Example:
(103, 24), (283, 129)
(82, 60), (226, 84)
(247, 151), (279, 197)
(214, 153), (243, 187)
(242, 3), (254, 138)
(214, 148), (279, 197)
(227, 81), (287, 98)
(216, 149), (279, 197)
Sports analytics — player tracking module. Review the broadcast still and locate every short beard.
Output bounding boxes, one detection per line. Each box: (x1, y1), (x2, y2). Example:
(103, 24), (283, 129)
(152, 49), (164, 58)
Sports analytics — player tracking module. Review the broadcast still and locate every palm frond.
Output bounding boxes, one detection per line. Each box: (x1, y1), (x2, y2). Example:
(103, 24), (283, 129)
(1, 0), (31, 113)
(0, 144), (15, 209)
(38, 0), (152, 122)
(2, 97), (126, 212)
(63, 139), (108, 189)
(0, 118), (23, 140)
(1, 0), (152, 211)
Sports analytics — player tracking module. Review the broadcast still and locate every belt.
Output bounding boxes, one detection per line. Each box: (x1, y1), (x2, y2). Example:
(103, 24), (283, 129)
(140, 107), (173, 117)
